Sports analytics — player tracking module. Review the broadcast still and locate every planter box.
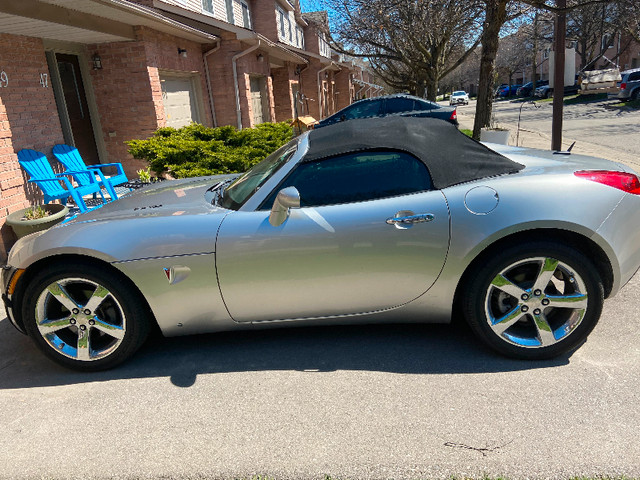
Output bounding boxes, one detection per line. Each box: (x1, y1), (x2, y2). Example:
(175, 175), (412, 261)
(6, 204), (69, 239)
(480, 128), (510, 145)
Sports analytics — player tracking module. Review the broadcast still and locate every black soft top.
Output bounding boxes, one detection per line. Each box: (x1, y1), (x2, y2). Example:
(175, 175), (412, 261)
(305, 116), (524, 189)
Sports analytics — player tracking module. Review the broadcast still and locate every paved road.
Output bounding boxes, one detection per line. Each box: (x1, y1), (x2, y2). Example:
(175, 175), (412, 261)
(455, 97), (640, 170)
(2, 273), (640, 479)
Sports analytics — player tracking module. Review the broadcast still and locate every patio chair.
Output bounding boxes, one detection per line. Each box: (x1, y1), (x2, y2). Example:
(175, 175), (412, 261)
(17, 149), (105, 213)
(53, 144), (129, 201)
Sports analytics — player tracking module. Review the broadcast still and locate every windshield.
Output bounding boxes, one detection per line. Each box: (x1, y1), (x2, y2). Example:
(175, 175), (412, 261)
(219, 139), (298, 210)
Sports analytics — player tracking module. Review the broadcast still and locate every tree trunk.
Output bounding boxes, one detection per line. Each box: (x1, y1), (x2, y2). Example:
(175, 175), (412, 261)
(425, 78), (438, 102)
(473, 0), (508, 140)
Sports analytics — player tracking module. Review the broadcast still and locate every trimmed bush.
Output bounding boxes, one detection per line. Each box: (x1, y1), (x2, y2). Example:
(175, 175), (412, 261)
(126, 122), (294, 178)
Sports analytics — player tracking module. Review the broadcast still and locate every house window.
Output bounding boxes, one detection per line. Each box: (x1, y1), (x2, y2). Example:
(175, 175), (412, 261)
(297, 26), (304, 48)
(601, 34), (613, 50)
(277, 7), (286, 38)
(202, 0), (213, 14)
(241, 1), (251, 28)
(224, 0), (234, 23)
(288, 15), (293, 41)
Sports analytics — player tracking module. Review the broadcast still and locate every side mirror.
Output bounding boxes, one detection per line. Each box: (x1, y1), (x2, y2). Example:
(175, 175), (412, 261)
(269, 186), (300, 227)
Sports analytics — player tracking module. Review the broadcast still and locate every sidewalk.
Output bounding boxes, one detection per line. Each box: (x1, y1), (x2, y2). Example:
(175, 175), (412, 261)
(455, 101), (640, 171)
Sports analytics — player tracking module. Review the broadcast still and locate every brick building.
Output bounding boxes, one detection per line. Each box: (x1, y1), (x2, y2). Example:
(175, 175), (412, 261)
(0, 0), (381, 261)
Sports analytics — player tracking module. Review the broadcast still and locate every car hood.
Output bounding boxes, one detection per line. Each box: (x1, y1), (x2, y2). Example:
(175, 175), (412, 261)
(8, 175), (239, 267)
(62, 175), (237, 225)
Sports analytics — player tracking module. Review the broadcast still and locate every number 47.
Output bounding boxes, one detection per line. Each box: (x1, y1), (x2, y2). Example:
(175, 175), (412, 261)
(40, 73), (48, 88)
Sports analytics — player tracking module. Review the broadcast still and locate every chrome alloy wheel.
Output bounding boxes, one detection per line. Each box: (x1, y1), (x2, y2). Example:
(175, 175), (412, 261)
(484, 257), (588, 348)
(35, 278), (126, 361)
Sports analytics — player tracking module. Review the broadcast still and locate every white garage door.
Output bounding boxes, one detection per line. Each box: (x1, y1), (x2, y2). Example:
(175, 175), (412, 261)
(160, 75), (199, 128)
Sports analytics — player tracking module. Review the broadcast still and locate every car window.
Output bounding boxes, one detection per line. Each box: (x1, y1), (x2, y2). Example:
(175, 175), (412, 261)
(220, 141), (297, 210)
(414, 99), (436, 110)
(260, 150), (432, 209)
(628, 72), (640, 82)
(385, 98), (415, 114)
(341, 100), (383, 120)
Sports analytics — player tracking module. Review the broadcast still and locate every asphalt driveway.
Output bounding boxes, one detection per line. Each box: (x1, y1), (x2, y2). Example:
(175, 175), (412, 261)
(1, 271), (640, 479)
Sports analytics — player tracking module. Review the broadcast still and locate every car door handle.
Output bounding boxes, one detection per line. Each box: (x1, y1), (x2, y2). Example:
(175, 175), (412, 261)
(386, 213), (435, 225)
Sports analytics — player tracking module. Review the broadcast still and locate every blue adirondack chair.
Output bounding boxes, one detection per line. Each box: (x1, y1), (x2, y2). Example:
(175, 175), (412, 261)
(17, 149), (105, 213)
(52, 144), (129, 201)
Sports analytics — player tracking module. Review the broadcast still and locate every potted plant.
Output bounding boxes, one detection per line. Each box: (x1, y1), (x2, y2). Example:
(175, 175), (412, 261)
(480, 126), (510, 145)
(6, 203), (69, 239)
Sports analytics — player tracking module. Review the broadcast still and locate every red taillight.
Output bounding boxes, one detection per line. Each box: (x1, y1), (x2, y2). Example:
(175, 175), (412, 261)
(575, 170), (640, 195)
(620, 82), (626, 90)
(450, 108), (457, 121)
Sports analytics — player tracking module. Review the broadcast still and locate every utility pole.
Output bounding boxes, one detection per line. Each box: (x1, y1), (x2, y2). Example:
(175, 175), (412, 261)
(532, 13), (538, 92)
(551, 0), (566, 151)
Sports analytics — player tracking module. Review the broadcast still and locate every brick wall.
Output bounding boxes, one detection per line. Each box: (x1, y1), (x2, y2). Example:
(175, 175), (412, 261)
(207, 36), (274, 128)
(88, 27), (212, 178)
(271, 63), (296, 122)
(249, 0), (278, 42)
(0, 33), (66, 259)
(334, 68), (352, 111)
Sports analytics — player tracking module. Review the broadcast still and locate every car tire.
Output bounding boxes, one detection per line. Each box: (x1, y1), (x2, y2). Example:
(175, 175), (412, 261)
(631, 89), (639, 101)
(463, 241), (604, 360)
(22, 262), (151, 371)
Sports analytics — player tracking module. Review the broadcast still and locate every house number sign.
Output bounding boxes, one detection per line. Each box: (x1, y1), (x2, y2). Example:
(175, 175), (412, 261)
(0, 70), (8, 88)
(40, 73), (48, 88)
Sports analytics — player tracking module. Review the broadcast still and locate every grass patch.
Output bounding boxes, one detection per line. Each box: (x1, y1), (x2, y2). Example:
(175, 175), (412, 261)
(534, 92), (609, 105)
(460, 128), (473, 137)
(609, 98), (640, 109)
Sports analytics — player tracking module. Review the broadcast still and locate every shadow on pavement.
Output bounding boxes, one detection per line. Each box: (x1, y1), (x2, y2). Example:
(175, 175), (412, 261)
(0, 316), (569, 390)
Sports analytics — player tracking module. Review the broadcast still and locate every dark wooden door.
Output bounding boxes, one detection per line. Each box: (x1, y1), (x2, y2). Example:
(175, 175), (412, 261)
(55, 53), (100, 165)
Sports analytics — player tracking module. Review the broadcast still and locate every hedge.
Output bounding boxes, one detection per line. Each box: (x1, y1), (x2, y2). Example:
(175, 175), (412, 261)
(126, 122), (294, 178)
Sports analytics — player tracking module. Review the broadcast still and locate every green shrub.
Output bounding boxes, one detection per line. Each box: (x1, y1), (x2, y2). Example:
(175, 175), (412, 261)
(126, 122), (294, 178)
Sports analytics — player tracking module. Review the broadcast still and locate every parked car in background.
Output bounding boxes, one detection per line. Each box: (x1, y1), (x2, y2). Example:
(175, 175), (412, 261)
(609, 68), (640, 101)
(314, 94), (458, 129)
(497, 85), (522, 97)
(4, 116), (640, 370)
(535, 78), (580, 98)
(517, 80), (549, 97)
(449, 91), (469, 105)
(495, 84), (508, 96)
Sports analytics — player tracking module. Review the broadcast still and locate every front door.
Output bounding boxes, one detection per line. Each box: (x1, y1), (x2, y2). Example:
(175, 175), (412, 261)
(249, 75), (269, 125)
(54, 53), (100, 165)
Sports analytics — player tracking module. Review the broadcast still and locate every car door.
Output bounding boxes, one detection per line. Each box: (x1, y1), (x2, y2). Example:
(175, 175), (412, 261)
(215, 150), (450, 323)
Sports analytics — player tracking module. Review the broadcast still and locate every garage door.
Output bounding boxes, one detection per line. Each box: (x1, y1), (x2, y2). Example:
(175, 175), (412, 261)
(160, 75), (199, 128)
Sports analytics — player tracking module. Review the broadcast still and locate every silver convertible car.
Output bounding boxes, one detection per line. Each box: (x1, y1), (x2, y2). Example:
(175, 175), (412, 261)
(4, 117), (640, 370)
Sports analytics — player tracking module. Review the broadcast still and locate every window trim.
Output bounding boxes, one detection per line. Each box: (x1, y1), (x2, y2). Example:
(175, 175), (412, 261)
(202, 0), (214, 15)
(240, 0), (251, 28)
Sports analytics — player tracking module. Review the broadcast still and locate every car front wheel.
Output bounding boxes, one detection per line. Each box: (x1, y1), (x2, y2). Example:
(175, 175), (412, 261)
(463, 242), (604, 359)
(22, 262), (151, 371)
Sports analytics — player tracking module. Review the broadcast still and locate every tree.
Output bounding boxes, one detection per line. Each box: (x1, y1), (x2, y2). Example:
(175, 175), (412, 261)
(496, 30), (533, 89)
(325, 0), (485, 100)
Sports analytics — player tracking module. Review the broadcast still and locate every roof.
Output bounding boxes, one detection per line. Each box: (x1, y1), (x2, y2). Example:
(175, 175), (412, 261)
(305, 117), (524, 190)
(0, 0), (218, 44)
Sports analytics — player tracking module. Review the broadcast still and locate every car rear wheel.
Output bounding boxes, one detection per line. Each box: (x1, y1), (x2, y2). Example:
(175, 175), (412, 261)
(22, 262), (151, 371)
(463, 242), (604, 359)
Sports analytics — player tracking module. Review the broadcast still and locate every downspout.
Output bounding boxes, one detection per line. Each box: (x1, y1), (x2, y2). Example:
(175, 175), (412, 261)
(203, 39), (221, 127)
(317, 65), (332, 119)
(233, 40), (261, 130)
